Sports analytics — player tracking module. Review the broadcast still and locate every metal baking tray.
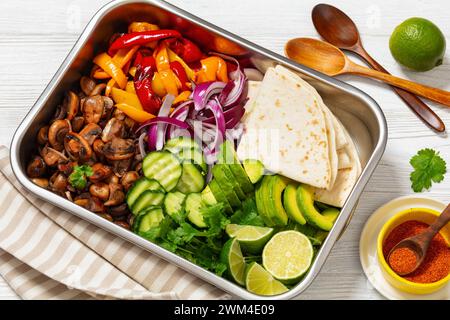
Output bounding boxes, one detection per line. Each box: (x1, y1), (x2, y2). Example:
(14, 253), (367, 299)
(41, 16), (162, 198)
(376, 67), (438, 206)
(10, 0), (387, 299)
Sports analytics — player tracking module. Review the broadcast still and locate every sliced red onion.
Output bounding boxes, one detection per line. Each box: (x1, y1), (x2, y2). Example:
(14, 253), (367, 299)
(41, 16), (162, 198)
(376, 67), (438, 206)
(244, 68), (264, 81)
(204, 103), (245, 125)
(138, 132), (147, 158)
(155, 94), (175, 150)
(193, 81), (226, 111)
(147, 125), (158, 151)
(136, 116), (189, 133)
(206, 99), (225, 153)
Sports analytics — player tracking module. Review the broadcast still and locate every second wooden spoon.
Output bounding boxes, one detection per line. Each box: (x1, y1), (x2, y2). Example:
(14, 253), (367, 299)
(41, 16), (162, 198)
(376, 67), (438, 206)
(311, 3), (445, 133)
(285, 38), (450, 107)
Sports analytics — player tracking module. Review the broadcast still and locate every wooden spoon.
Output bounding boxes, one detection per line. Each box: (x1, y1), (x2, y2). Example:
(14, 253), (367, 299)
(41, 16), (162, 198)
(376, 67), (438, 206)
(285, 38), (450, 107)
(387, 204), (450, 276)
(311, 3), (445, 133)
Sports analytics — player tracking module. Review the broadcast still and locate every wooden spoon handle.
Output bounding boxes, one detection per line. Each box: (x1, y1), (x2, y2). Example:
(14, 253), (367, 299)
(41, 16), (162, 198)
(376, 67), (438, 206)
(347, 61), (450, 107)
(352, 46), (445, 132)
(429, 204), (450, 234)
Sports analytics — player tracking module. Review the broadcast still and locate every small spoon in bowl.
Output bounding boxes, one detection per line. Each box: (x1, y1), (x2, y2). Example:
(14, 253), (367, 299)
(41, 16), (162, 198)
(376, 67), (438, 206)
(285, 38), (450, 107)
(387, 204), (450, 276)
(311, 3), (444, 133)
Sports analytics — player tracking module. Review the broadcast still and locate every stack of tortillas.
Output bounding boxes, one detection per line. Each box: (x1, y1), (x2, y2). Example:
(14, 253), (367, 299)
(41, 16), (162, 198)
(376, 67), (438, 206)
(237, 65), (361, 207)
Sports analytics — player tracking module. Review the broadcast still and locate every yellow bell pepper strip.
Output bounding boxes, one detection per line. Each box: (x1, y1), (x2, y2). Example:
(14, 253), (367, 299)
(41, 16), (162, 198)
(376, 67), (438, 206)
(105, 78), (118, 97)
(128, 22), (159, 33)
(167, 47), (195, 80)
(159, 69), (181, 96)
(115, 103), (155, 123)
(111, 87), (143, 110)
(93, 53), (128, 89)
(93, 46), (139, 80)
(151, 72), (167, 97)
(196, 56), (228, 83)
(126, 81), (136, 94)
(154, 44), (171, 72)
(129, 66), (137, 78)
(173, 91), (192, 105)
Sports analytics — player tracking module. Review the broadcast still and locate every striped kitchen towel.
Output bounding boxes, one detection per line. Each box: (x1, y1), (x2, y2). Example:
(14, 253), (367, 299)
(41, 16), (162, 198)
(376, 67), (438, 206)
(0, 146), (229, 300)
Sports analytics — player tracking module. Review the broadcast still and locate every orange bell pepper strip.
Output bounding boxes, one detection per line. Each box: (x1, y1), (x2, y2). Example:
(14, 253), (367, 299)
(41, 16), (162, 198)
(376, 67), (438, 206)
(173, 91), (192, 105)
(154, 44), (171, 72)
(128, 22), (159, 33)
(93, 46), (139, 79)
(196, 56), (228, 83)
(151, 72), (167, 97)
(93, 53), (128, 89)
(159, 69), (181, 96)
(111, 87), (143, 110)
(167, 48), (195, 80)
(115, 103), (155, 123)
(105, 78), (118, 97)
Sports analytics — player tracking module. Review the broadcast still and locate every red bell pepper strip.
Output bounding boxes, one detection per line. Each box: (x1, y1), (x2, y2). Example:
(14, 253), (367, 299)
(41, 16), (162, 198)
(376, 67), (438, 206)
(170, 61), (189, 91)
(167, 38), (203, 63)
(134, 56), (162, 115)
(108, 29), (182, 56)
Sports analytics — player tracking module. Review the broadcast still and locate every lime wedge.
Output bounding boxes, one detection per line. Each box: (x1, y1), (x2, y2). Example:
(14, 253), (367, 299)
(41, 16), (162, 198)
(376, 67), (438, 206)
(226, 224), (274, 254)
(220, 238), (246, 286)
(262, 230), (313, 283)
(245, 262), (289, 296)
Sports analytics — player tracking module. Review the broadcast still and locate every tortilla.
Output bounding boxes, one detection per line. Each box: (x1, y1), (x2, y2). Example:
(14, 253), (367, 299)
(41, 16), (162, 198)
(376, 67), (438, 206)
(242, 81), (261, 121)
(237, 67), (332, 189)
(337, 149), (352, 169)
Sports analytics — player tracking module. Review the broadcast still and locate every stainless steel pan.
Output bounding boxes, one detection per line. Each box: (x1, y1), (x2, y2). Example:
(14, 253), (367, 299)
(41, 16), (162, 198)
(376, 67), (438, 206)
(10, 0), (387, 299)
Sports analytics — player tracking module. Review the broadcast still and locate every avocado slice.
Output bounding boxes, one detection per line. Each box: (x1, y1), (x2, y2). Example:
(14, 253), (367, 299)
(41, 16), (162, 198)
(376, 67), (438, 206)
(209, 180), (233, 214)
(201, 185), (217, 206)
(296, 185), (340, 231)
(243, 159), (265, 184)
(220, 164), (246, 200)
(212, 165), (241, 208)
(255, 176), (273, 226)
(267, 175), (288, 226)
(218, 141), (254, 193)
(283, 184), (307, 225)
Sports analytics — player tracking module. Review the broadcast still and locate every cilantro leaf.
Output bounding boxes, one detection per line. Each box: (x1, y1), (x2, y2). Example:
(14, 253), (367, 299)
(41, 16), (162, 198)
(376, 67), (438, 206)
(68, 165), (94, 190)
(230, 198), (265, 226)
(410, 148), (447, 192)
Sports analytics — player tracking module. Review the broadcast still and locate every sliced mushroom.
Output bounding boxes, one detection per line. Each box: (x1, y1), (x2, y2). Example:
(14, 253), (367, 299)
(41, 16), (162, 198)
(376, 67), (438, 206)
(48, 119), (72, 151)
(57, 161), (77, 176)
(110, 159), (133, 177)
(71, 116), (85, 133)
(98, 213), (114, 222)
(53, 104), (66, 120)
(114, 221), (130, 230)
(40, 145), (68, 167)
(65, 91), (79, 120)
(80, 76), (97, 96)
(108, 203), (129, 218)
(106, 174), (120, 185)
(83, 95), (104, 124)
(103, 138), (135, 161)
(104, 183), (125, 206)
(89, 163), (113, 183)
(74, 195), (104, 213)
(27, 155), (46, 178)
(79, 123), (102, 145)
(89, 182), (110, 201)
(49, 172), (68, 193)
(113, 108), (127, 121)
(92, 138), (105, 160)
(90, 83), (107, 96)
(64, 132), (93, 162)
(120, 171), (139, 191)
(37, 126), (49, 145)
(31, 178), (49, 189)
(102, 118), (125, 142)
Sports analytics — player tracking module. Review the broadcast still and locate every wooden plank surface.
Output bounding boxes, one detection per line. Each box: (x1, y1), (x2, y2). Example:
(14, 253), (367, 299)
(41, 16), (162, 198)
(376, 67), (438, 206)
(0, 0), (449, 300)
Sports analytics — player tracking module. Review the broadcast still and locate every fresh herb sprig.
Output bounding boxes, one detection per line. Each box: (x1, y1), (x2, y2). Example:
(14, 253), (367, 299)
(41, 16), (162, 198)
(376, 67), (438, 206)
(68, 165), (94, 190)
(410, 148), (446, 192)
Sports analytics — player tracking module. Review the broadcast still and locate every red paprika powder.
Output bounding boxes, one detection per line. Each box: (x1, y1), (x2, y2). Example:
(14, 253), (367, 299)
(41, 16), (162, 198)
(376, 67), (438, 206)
(383, 220), (450, 283)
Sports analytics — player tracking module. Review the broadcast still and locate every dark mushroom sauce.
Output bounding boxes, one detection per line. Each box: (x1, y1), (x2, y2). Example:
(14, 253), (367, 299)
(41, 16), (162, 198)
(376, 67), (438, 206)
(27, 76), (142, 229)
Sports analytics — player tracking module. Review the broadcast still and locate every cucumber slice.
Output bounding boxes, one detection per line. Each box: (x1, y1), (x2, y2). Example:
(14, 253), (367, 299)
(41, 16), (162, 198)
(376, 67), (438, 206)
(176, 162), (205, 194)
(143, 151), (182, 192)
(201, 185), (217, 206)
(212, 166), (241, 208)
(177, 148), (207, 173)
(185, 193), (206, 228)
(243, 159), (265, 184)
(164, 191), (186, 219)
(218, 141), (254, 193)
(209, 180), (233, 214)
(131, 190), (165, 215)
(133, 206), (164, 233)
(164, 137), (200, 154)
(126, 177), (164, 209)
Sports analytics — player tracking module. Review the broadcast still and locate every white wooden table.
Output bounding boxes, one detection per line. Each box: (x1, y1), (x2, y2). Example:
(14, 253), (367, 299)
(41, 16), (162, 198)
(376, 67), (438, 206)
(0, 0), (449, 300)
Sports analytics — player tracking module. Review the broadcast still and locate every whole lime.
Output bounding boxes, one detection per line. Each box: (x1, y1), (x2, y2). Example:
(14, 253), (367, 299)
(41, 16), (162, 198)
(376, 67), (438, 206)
(389, 17), (446, 71)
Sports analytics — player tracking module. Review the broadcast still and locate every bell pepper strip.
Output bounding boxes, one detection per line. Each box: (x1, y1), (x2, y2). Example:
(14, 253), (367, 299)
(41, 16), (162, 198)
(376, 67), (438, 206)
(151, 72), (167, 97)
(159, 69), (181, 96)
(129, 66), (137, 78)
(126, 81), (136, 94)
(115, 103), (155, 123)
(111, 87), (143, 110)
(128, 22), (159, 33)
(173, 91), (192, 105)
(167, 48), (195, 80)
(93, 53), (128, 89)
(93, 46), (139, 79)
(134, 56), (162, 114)
(167, 38), (203, 63)
(108, 29), (181, 56)
(154, 44), (171, 72)
(170, 61), (190, 91)
(105, 78), (118, 97)
(195, 56), (229, 83)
